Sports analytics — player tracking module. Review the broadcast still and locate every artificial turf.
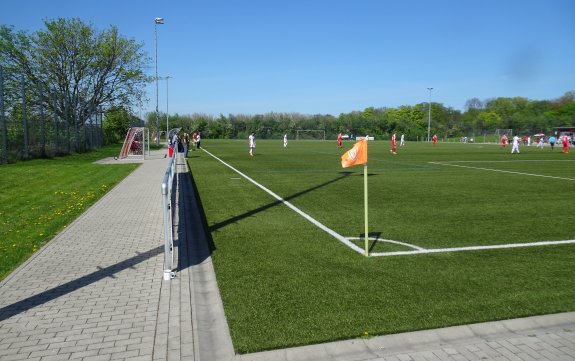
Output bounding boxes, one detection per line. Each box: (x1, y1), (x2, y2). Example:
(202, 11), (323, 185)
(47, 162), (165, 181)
(187, 139), (575, 353)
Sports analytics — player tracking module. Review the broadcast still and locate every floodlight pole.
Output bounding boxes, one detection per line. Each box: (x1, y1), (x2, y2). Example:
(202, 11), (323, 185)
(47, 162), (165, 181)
(166, 76), (171, 141)
(427, 87), (433, 142)
(154, 17), (164, 146)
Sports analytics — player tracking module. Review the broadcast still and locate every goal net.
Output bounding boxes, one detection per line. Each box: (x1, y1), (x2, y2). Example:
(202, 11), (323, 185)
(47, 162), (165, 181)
(493, 129), (514, 144)
(296, 129), (325, 140)
(119, 127), (149, 159)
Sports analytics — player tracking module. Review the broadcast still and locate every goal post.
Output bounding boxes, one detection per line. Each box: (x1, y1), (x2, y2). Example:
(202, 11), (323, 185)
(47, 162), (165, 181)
(491, 129), (514, 144)
(295, 129), (325, 140)
(119, 127), (149, 159)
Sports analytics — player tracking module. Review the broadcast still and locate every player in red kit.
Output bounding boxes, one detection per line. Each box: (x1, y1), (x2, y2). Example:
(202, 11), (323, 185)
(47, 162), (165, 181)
(432, 134), (437, 145)
(337, 132), (342, 148)
(390, 133), (397, 154)
(562, 135), (569, 154)
(501, 134), (507, 149)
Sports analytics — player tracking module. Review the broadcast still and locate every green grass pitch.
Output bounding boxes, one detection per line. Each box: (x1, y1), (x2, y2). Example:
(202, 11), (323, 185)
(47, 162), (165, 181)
(187, 139), (575, 353)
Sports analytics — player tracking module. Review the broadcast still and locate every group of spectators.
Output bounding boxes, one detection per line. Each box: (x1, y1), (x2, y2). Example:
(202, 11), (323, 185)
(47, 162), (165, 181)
(169, 130), (201, 158)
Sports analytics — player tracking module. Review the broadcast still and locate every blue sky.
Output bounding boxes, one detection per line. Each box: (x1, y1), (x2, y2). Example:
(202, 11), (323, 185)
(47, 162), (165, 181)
(2, 0), (574, 116)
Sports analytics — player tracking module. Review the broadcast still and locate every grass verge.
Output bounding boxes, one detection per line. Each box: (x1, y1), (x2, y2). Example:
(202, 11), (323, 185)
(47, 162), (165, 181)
(0, 145), (139, 281)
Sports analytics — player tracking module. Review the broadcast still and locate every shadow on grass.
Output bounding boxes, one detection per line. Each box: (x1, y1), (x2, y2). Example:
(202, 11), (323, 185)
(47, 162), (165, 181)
(177, 164), (376, 269)
(208, 172), (354, 233)
(366, 232), (382, 253)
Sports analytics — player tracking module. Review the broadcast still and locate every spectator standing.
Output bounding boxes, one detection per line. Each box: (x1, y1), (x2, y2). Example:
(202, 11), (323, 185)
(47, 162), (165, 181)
(192, 131), (197, 150)
(182, 133), (190, 158)
(195, 131), (201, 149)
(171, 132), (179, 148)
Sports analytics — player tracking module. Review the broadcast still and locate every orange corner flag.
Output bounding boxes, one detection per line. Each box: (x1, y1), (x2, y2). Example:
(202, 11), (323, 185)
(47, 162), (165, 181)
(341, 139), (368, 168)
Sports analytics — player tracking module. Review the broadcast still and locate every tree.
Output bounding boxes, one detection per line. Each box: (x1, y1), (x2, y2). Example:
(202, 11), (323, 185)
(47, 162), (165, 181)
(0, 19), (149, 146)
(103, 106), (141, 143)
(476, 111), (502, 131)
(465, 98), (484, 110)
(210, 114), (233, 139)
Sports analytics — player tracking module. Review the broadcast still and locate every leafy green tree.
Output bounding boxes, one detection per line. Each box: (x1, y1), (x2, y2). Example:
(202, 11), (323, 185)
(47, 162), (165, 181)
(0, 19), (149, 136)
(476, 111), (502, 131)
(103, 106), (141, 143)
(210, 114), (233, 139)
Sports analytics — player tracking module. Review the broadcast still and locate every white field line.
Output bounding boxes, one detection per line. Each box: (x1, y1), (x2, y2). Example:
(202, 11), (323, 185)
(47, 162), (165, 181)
(370, 240), (575, 257)
(201, 148), (575, 257)
(429, 162), (575, 181)
(346, 237), (425, 250)
(435, 160), (575, 163)
(201, 148), (365, 255)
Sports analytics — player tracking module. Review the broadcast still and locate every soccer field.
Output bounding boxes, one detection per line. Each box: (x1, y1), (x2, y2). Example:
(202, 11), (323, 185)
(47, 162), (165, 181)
(187, 139), (575, 353)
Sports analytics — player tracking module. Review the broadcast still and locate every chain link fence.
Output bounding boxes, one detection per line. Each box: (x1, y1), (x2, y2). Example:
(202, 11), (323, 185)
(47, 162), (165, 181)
(1, 66), (105, 164)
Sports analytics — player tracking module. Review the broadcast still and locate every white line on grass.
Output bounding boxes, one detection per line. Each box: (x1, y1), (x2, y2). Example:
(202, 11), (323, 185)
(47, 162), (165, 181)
(201, 148), (575, 257)
(346, 237), (425, 250)
(429, 162), (575, 181)
(201, 148), (365, 255)
(370, 240), (575, 257)
(432, 160), (575, 163)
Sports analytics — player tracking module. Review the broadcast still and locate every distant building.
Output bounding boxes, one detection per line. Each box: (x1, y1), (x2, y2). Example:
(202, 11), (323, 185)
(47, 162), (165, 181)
(554, 127), (575, 144)
(554, 126), (575, 137)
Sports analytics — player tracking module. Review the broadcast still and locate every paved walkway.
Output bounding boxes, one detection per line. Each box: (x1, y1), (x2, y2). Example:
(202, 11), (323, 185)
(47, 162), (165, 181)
(0, 149), (573, 361)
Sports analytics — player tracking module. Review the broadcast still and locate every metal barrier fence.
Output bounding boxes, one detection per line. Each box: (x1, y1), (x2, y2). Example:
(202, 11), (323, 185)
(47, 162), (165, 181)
(161, 152), (177, 280)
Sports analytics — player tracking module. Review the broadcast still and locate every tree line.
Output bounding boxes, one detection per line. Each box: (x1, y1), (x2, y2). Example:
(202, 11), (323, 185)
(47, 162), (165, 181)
(144, 92), (575, 141)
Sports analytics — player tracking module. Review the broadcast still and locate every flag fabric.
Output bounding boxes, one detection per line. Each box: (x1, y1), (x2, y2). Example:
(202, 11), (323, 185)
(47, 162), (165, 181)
(341, 139), (368, 168)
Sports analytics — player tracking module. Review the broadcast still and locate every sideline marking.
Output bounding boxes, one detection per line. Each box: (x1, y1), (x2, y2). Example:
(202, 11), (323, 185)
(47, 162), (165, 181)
(201, 148), (575, 257)
(429, 162), (575, 181)
(347, 237), (424, 250)
(201, 148), (365, 255)
(435, 160), (575, 163)
(370, 240), (575, 257)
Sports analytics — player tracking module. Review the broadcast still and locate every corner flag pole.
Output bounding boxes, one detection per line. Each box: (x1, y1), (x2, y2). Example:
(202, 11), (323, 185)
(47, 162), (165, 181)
(364, 163), (369, 257)
(340, 138), (369, 256)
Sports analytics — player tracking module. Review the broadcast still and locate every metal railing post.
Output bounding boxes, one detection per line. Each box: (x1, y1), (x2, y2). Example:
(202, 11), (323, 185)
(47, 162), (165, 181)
(161, 154), (176, 280)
